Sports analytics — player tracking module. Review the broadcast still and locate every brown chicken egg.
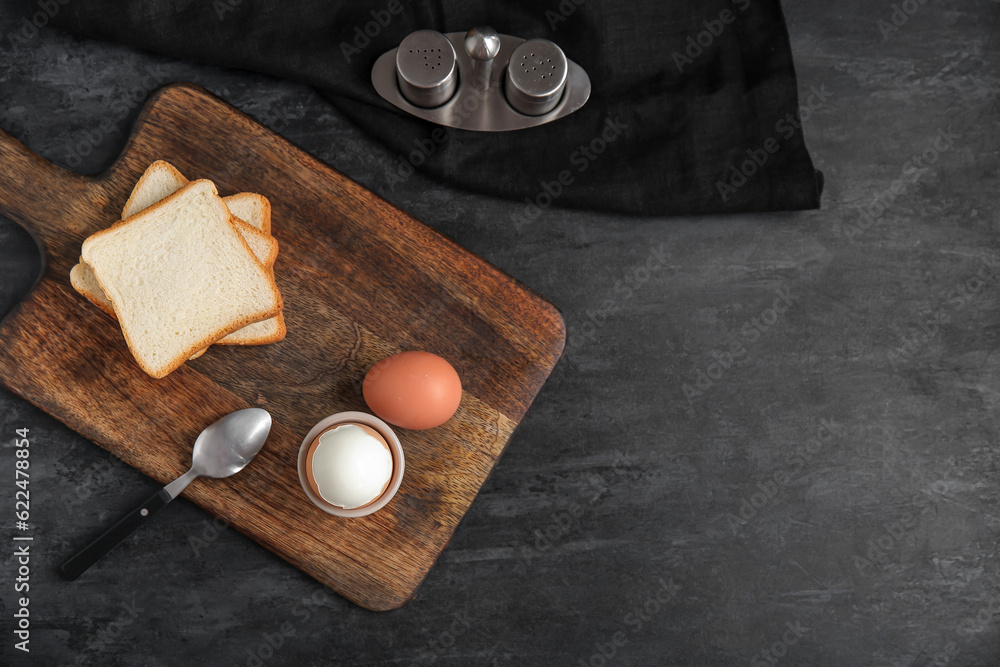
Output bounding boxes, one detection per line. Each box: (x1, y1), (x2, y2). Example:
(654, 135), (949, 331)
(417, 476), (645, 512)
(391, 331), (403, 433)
(362, 351), (462, 430)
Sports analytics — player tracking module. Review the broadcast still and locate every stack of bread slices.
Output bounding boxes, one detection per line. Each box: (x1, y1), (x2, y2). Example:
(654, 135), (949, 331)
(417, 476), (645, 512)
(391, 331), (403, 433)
(71, 161), (285, 379)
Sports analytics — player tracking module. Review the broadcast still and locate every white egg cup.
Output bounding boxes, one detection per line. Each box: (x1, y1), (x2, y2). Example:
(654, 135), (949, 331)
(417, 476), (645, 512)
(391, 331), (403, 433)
(298, 411), (404, 518)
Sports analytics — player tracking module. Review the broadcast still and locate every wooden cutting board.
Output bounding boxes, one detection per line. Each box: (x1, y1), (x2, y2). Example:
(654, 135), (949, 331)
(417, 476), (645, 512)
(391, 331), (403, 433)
(0, 83), (565, 611)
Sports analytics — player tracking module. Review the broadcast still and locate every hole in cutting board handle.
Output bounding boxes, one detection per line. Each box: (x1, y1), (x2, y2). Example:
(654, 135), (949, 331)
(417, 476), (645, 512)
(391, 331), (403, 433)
(0, 212), (47, 324)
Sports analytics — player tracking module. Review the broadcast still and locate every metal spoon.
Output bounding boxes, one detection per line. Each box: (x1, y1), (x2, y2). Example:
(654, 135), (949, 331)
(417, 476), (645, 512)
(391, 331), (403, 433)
(60, 408), (272, 580)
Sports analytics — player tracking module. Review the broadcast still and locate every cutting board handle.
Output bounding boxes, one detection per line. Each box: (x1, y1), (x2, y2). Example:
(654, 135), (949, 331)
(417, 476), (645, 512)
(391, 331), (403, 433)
(0, 127), (96, 248)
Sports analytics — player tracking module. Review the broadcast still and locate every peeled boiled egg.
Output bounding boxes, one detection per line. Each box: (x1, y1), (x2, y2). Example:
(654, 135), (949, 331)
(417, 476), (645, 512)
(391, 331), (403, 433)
(308, 424), (393, 509)
(363, 351), (462, 430)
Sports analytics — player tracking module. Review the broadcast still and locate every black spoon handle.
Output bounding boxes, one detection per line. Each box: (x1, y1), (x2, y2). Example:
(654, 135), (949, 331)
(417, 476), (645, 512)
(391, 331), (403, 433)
(60, 487), (173, 581)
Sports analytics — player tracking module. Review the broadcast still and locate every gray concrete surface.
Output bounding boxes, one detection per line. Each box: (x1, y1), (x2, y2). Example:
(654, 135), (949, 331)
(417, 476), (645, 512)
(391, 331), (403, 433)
(1, 1), (999, 665)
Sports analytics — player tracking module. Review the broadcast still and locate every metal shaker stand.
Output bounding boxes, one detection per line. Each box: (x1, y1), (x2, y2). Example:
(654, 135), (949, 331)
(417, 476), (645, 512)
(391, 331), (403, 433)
(371, 27), (591, 132)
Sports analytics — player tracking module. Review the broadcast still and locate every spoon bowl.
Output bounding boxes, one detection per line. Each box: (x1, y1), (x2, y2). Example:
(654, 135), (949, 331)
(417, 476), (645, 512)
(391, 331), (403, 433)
(191, 408), (271, 478)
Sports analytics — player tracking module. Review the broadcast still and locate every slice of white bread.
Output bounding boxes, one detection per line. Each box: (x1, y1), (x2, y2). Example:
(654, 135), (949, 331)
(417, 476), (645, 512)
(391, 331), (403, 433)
(123, 161), (282, 346)
(121, 161), (277, 267)
(70, 257), (115, 318)
(121, 160), (189, 219)
(72, 161), (284, 346)
(81, 180), (283, 378)
(71, 258), (209, 359)
(71, 218), (277, 310)
(122, 161), (272, 234)
(223, 192), (271, 235)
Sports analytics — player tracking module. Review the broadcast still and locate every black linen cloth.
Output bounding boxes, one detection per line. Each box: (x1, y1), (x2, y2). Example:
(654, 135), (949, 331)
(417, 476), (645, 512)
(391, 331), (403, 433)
(44, 0), (823, 217)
